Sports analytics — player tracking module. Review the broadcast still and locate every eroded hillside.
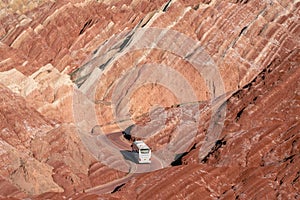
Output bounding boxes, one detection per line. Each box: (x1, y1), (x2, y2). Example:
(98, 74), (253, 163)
(0, 0), (299, 199)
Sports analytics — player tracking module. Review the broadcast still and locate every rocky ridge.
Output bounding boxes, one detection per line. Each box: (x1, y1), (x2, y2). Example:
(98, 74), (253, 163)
(0, 0), (299, 199)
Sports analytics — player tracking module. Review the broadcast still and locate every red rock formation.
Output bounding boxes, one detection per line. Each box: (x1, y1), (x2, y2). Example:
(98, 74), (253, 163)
(0, 84), (63, 196)
(0, 0), (170, 198)
(0, 82), (126, 198)
(95, 0), (300, 199)
(109, 47), (300, 200)
(0, 0), (167, 75)
(0, 0), (299, 199)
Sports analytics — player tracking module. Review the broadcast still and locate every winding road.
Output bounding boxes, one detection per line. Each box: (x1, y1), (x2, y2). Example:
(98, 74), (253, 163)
(85, 132), (164, 194)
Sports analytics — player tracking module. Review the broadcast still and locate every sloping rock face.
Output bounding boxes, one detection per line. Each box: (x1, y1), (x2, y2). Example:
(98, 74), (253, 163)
(0, 83), (126, 198)
(0, 0), (167, 75)
(0, 0), (171, 198)
(0, 0), (299, 199)
(72, 0), (300, 137)
(110, 47), (300, 200)
(0, 64), (74, 123)
(0, 84), (63, 196)
(96, 0), (299, 199)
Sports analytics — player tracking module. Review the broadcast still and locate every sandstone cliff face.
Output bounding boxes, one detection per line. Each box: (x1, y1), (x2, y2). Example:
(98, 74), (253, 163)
(0, 0), (168, 198)
(0, 84), (63, 196)
(109, 45), (300, 200)
(72, 0), (300, 136)
(0, 0), (299, 199)
(0, 64), (74, 123)
(0, 82), (126, 198)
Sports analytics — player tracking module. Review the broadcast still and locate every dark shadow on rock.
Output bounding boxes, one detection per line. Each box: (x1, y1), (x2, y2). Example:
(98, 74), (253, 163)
(111, 183), (125, 193)
(171, 152), (188, 166)
(122, 125), (134, 141)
